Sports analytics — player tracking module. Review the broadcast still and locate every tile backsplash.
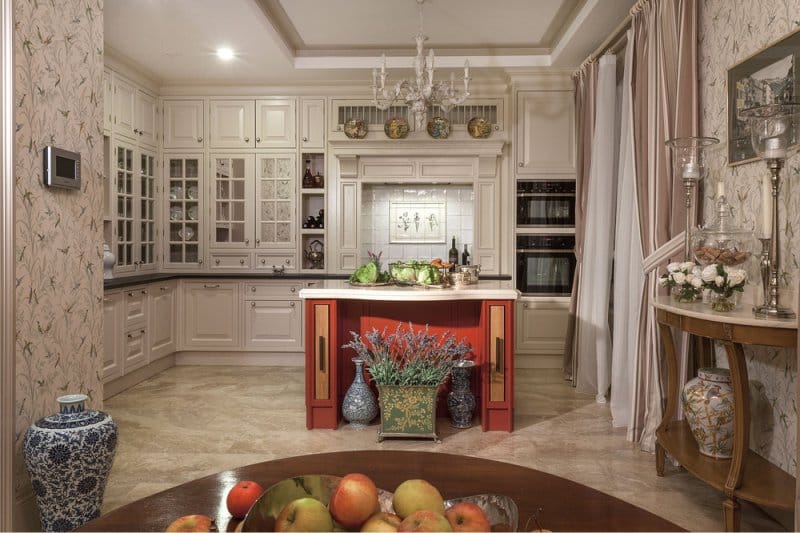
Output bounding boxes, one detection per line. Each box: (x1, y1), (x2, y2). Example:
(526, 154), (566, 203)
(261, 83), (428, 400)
(360, 185), (474, 264)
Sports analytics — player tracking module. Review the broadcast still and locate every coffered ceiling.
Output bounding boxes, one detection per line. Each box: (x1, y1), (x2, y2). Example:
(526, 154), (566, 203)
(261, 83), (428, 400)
(104, 0), (634, 86)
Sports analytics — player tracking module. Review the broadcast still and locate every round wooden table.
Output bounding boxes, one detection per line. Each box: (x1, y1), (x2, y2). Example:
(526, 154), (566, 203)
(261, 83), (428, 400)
(78, 450), (682, 532)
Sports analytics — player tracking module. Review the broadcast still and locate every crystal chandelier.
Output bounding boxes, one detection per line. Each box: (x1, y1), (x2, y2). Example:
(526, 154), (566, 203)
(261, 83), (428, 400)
(371, 0), (470, 131)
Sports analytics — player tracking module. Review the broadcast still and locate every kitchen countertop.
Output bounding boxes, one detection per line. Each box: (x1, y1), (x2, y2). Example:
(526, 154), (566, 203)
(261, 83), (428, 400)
(299, 279), (519, 301)
(104, 272), (511, 290)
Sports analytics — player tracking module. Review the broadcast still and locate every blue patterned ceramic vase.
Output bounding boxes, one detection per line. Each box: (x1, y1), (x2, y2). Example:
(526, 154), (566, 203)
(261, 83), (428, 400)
(682, 368), (734, 458)
(23, 394), (118, 531)
(342, 358), (378, 429)
(447, 360), (477, 428)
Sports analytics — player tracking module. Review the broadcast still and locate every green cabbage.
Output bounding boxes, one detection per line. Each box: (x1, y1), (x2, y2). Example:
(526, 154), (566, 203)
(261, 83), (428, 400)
(350, 262), (378, 284)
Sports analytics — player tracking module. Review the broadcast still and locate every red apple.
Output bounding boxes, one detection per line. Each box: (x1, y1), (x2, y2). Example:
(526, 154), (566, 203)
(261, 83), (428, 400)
(397, 510), (453, 532)
(226, 480), (264, 519)
(329, 473), (380, 529)
(165, 514), (217, 532)
(361, 511), (402, 532)
(392, 479), (445, 519)
(444, 502), (491, 532)
(274, 497), (334, 532)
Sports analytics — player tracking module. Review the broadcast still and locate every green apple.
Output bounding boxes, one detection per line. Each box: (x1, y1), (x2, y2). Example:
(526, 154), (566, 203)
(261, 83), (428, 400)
(397, 510), (453, 532)
(392, 479), (445, 519)
(274, 497), (334, 532)
(361, 511), (402, 532)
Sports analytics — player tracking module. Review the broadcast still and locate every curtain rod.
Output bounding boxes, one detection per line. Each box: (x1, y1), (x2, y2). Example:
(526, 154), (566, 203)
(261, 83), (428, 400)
(575, 13), (632, 74)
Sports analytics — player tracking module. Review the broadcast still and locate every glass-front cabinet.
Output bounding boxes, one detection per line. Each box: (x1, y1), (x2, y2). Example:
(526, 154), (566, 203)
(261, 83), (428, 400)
(256, 154), (296, 249)
(163, 154), (204, 270)
(114, 140), (157, 274)
(210, 155), (254, 248)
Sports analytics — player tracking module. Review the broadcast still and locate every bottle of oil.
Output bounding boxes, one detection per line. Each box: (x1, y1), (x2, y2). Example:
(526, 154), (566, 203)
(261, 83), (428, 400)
(448, 236), (459, 270)
(302, 160), (314, 189)
(462, 244), (470, 265)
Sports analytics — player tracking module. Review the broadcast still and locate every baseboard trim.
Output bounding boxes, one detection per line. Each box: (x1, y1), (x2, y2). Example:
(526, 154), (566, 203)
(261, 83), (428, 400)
(515, 354), (562, 369)
(103, 355), (175, 400)
(174, 351), (304, 366)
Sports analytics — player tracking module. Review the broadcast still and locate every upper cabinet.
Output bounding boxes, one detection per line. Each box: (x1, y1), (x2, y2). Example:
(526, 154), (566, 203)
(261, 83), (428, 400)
(112, 74), (158, 148)
(103, 69), (113, 135)
(300, 98), (325, 150)
(208, 98), (296, 149)
(515, 90), (575, 176)
(164, 99), (205, 149)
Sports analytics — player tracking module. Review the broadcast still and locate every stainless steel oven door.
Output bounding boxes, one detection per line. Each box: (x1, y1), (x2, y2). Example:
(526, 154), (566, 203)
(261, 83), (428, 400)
(516, 248), (576, 295)
(516, 193), (576, 227)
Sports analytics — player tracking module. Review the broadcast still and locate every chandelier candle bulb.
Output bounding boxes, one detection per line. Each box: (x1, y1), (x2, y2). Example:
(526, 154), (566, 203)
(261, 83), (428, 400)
(716, 179), (725, 198)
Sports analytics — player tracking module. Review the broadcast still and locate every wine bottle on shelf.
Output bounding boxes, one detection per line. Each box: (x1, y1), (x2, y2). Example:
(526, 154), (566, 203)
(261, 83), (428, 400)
(302, 160), (314, 189)
(448, 236), (459, 271)
(462, 244), (470, 265)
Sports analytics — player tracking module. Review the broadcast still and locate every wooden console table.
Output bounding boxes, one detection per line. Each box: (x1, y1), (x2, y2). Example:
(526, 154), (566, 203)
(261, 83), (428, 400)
(653, 296), (797, 531)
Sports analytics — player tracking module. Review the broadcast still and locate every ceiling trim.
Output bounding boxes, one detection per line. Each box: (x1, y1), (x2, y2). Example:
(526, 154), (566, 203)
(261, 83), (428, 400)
(295, 55), (551, 70)
(250, 0), (297, 62)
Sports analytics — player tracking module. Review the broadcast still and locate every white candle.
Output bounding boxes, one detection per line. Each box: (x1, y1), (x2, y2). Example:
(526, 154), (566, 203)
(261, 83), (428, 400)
(761, 174), (773, 238)
(381, 54), (386, 76)
(682, 162), (700, 180)
(715, 179), (725, 198)
(464, 59), (469, 78)
(372, 68), (377, 87)
(763, 137), (787, 159)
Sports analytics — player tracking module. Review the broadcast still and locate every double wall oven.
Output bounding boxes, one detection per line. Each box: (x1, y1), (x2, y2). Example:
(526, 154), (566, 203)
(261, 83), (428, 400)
(516, 180), (576, 296)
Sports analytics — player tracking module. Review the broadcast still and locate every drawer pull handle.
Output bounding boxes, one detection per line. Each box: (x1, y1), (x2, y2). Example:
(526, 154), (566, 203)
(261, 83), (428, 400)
(244, 136), (250, 143)
(285, 259), (291, 264)
(140, 329), (145, 334)
(245, 239), (250, 245)
(495, 337), (504, 373)
(289, 302), (295, 307)
(302, 136), (308, 142)
(215, 259), (220, 265)
(160, 286), (168, 291)
(239, 258), (245, 265)
(127, 333), (132, 338)
(204, 284), (220, 289)
(256, 239), (260, 245)
(518, 162), (524, 167)
(141, 290), (147, 295)
(261, 259), (266, 264)
(318, 336), (325, 372)
(197, 136), (203, 142)
(127, 291), (133, 297)
(290, 287), (296, 293)
(199, 259), (204, 265)
(251, 301), (256, 308)
(523, 302), (529, 308)
(251, 286), (256, 292)
(256, 137), (261, 143)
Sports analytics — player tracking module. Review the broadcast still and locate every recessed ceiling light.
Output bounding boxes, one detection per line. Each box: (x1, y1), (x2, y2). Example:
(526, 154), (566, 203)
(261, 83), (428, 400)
(217, 47), (235, 61)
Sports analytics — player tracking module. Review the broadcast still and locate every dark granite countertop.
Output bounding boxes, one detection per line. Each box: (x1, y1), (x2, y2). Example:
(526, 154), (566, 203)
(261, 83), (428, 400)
(104, 272), (511, 290)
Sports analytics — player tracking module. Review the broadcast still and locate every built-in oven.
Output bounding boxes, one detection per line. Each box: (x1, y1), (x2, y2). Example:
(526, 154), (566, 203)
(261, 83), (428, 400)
(516, 234), (576, 295)
(516, 180), (576, 228)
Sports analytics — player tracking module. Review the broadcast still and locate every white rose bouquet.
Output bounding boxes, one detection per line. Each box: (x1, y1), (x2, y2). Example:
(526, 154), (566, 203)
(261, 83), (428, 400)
(659, 261), (703, 302)
(701, 263), (747, 312)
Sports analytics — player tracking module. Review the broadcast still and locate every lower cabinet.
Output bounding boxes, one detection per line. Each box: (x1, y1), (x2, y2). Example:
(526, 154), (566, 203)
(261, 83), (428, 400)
(149, 280), (177, 359)
(123, 326), (148, 372)
(102, 290), (124, 381)
(244, 299), (302, 350)
(516, 298), (570, 355)
(182, 281), (242, 348)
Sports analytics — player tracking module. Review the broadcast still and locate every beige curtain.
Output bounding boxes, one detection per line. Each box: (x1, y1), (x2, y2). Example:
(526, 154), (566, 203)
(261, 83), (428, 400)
(563, 61), (598, 379)
(629, 0), (698, 450)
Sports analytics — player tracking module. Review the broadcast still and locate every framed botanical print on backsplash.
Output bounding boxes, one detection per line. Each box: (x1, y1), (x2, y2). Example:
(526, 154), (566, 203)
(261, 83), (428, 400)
(727, 29), (800, 165)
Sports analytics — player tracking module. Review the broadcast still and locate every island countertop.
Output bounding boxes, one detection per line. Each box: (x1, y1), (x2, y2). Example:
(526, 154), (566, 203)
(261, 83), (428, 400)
(298, 279), (519, 301)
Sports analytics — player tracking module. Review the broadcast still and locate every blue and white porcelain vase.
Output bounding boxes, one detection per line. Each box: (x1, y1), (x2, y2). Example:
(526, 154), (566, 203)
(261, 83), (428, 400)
(447, 360), (476, 428)
(23, 394), (118, 531)
(341, 358), (378, 429)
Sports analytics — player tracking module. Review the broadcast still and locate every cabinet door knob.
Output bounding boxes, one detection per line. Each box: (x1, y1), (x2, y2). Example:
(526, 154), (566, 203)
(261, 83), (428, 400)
(245, 238), (250, 245)
(290, 287), (296, 293)
(141, 290), (147, 295)
(523, 302), (529, 308)
(160, 286), (168, 291)
(302, 136), (308, 142)
(256, 239), (260, 245)
(139, 130), (143, 136)
(518, 162), (524, 167)
(198, 259), (204, 265)
(261, 258), (266, 264)
(215, 259), (220, 265)
(197, 137), (203, 142)
(203, 284), (220, 289)
(140, 329), (145, 334)
(133, 128), (139, 134)
(251, 286), (256, 292)
(239, 258), (245, 265)
(251, 301), (256, 308)
(244, 136), (250, 143)
(256, 137), (261, 143)
(127, 291), (134, 297)
(127, 333), (133, 338)
(285, 259), (291, 264)
(289, 302), (295, 307)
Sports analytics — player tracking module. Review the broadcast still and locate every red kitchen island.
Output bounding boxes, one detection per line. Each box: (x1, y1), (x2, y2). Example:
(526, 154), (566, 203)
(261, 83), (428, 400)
(299, 280), (519, 432)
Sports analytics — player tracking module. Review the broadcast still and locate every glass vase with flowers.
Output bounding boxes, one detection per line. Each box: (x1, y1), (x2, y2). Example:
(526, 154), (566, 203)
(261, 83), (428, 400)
(701, 263), (747, 312)
(659, 261), (704, 303)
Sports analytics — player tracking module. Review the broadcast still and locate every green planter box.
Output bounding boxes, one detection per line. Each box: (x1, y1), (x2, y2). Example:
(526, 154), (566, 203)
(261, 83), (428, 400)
(377, 385), (440, 442)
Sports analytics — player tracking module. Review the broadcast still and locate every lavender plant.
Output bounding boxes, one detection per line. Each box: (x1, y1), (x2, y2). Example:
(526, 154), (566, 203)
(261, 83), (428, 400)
(342, 323), (472, 386)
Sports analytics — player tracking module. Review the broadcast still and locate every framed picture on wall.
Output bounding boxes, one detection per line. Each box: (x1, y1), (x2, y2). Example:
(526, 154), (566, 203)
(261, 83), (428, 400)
(728, 29), (800, 165)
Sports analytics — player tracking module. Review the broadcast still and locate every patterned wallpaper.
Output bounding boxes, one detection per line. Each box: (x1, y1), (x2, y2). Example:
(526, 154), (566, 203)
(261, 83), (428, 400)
(698, 0), (799, 474)
(13, 0), (104, 511)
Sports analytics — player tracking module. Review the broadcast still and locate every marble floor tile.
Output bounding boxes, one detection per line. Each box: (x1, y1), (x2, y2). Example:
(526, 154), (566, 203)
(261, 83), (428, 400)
(101, 366), (788, 531)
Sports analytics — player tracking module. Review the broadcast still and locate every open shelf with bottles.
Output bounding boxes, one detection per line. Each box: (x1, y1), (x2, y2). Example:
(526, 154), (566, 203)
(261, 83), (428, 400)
(300, 152), (325, 190)
(299, 151), (326, 273)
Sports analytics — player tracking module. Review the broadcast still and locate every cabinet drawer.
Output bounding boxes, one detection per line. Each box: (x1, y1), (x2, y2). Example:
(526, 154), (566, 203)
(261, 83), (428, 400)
(244, 300), (302, 350)
(209, 252), (252, 270)
(123, 327), (148, 373)
(123, 286), (149, 327)
(254, 253), (296, 272)
(244, 282), (302, 300)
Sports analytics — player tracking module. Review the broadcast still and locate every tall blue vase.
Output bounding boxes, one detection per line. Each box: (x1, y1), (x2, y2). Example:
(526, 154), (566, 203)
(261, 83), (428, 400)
(342, 358), (378, 429)
(23, 394), (118, 531)
(447, 360), (476, 428)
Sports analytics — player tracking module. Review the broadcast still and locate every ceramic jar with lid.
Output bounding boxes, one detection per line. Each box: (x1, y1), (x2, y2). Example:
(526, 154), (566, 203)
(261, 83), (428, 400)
(681, 368), (735, 458)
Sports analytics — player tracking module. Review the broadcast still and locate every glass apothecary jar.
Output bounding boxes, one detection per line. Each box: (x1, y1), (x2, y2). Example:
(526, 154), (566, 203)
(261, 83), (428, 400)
(692, 196), (756, 267)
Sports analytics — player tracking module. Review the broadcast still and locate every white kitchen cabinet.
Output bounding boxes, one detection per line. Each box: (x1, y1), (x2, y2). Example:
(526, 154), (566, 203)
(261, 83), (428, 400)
(516, 298), (570, 355)
(112, 74), (158, 147)
(112, 141), (157, 274)
(103, 69), (113, 135)
(516, 90), (575, 176)
(163, 99), (205, 149)
(182, 281), (241, 348)
(149, 281), (177, 360)
(123, 326), (148, 372)
(209, 100), (255, 149)
(255, 153), (296, 249)
(256, 98), (296, 148)
(209, 154), (254, 249)
(121, 285), (150, 373)
(164, 154), (204, 270)
(300, 98), (325, 150)
(102, 290), (123, 382)
(244, 300), (302, 350)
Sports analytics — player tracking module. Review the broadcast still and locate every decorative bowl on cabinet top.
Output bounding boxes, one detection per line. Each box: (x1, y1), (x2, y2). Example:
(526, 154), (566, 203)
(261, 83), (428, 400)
(343, 118), (368, 139)
(426, 116), (450, 139)
(384, 116), (410, 139)
(467, 117), (492, 139)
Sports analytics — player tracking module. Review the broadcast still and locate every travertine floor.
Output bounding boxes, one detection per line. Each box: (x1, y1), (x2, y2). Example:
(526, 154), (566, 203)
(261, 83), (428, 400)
(102, 366), (786, 531)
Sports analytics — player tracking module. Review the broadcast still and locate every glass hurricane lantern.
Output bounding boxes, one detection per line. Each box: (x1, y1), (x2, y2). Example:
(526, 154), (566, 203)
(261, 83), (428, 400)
(739, 103), (800, 319)
(665, 136), (720, 261)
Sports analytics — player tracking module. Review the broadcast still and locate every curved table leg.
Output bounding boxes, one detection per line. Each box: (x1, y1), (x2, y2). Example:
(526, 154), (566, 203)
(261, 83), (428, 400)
(656, 442), (665, 477)
(722, 340), (749, 532)
(723, 497), (740, 532)
(656, 321), (680, 476)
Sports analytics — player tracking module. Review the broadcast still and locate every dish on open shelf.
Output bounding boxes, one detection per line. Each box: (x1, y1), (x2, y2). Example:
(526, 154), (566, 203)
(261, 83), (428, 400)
(187, 206), (199, 221)
(169, 186), (183, 200)
(186, 185), (198, 199)
(169, 206), (183, 220)
(176, 227), (195, 241)
(241, 474), (518, 532)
